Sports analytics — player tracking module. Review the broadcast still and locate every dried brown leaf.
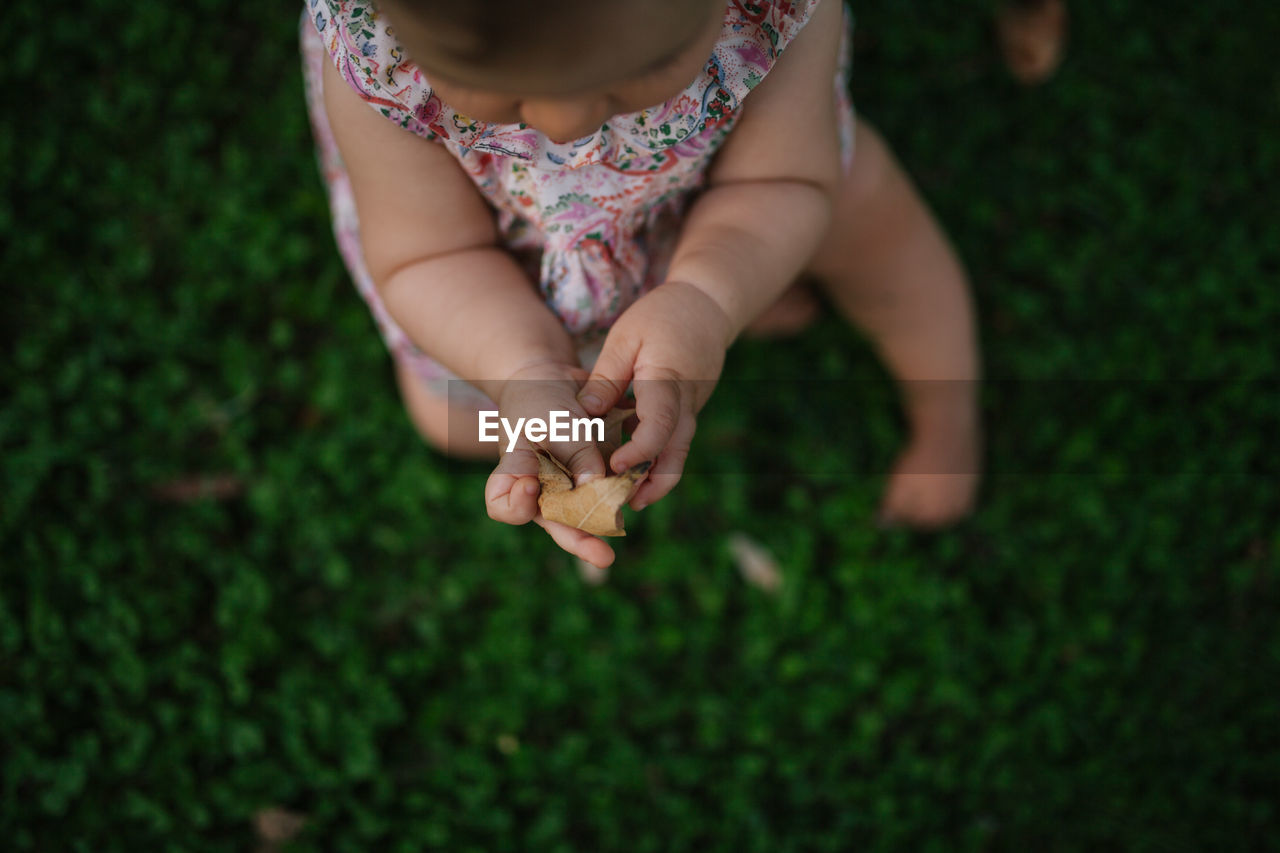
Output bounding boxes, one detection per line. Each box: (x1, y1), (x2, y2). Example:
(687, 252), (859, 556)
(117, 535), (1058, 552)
(536, 451), (573, 494)
(728, 532), (782, 594)
(253, 806), (306, 844)
(537, 452), (650, 536)
(534, 406), (647, 536)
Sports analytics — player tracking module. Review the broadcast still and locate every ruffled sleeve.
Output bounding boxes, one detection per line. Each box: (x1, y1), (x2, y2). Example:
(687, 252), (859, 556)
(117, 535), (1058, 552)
(706, 0), (827, 115)
(610, 0), (826, 153)
(307, 0), (461, 142)
(307, 0), (825, 168)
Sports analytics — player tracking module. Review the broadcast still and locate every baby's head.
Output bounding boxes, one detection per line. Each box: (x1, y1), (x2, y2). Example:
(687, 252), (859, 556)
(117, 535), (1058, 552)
(379, 0), (725, 142)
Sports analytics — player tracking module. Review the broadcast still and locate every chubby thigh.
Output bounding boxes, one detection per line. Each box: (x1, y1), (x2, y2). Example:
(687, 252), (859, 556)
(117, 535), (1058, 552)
(394, 359), (497, 460)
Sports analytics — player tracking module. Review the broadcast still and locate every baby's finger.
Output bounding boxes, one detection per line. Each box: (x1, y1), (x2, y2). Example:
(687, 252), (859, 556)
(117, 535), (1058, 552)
(556, 440), (608, 487)
(628, 408), (697, 510)
(534, 516), (616, 569)
(577, 334), (637, 416)
(607, 378), (682, 473)
(485, 472), (541, 525)
(485, 447), (541, 524)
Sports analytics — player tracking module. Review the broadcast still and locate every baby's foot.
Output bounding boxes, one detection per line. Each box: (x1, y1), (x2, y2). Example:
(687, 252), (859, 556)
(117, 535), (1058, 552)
(743, 281), (821, 338)
(878, 414), (981, 529)
(996, 0), (1068, 86)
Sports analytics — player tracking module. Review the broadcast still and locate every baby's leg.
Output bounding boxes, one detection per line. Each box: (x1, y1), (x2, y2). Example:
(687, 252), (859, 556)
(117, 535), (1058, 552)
(742, 277), (821, 337)
(394, 360), (497, 460)
(807, 120), (981, 528)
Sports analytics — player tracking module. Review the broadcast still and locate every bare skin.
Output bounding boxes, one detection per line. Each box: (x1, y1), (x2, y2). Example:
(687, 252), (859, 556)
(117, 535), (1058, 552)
(807, 121), (980, 527)
(396, 118), (982, 530)
(323, 0), (981, 566)
(996, 0), (1069, 86)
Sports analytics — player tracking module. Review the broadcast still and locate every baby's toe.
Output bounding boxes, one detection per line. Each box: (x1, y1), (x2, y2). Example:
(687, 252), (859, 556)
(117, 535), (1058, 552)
(879, 473), (977, 530)
(877, 472), (922, 527)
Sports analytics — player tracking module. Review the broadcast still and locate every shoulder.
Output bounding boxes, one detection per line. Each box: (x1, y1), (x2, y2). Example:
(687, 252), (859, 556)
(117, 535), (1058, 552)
(729, 0), (828, 55)
(720, 0), (829, 67)
(707, 0), (845, 189)
(704, 0), (832, 117)
(307, 0), (449, 140)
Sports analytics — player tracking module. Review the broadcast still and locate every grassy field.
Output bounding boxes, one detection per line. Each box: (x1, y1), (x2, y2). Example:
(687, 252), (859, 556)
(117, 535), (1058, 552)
(3, 0), (1278, 849)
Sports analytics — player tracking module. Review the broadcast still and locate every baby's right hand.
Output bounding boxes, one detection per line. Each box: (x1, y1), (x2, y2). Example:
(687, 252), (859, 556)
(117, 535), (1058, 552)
(483, 362), (619, 569)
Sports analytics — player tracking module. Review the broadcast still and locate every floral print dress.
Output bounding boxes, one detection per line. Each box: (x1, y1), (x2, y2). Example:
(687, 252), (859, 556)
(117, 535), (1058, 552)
(299, 0), (855, 394)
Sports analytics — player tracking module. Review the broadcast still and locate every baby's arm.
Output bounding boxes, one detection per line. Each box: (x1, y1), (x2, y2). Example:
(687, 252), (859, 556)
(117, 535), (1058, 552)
(579, 0), (845, 505)
(323, 58), (617, 565)
(668, 0), (845, 338)
(321, 57), (579, 402)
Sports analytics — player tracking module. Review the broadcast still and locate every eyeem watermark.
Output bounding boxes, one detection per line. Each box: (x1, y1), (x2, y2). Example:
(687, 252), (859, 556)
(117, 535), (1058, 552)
(478, 410), (605, 452)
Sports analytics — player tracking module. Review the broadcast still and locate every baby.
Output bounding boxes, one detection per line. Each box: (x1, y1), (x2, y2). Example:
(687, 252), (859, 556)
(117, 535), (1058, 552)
(300, 0), (980, 569)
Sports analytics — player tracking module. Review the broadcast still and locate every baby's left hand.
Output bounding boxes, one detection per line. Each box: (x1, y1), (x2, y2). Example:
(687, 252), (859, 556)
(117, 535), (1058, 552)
(575, 281), (731, 510)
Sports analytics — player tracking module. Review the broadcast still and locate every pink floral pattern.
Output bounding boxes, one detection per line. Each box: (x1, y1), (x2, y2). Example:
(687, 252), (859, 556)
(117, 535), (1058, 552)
(300, 0), (855, 390)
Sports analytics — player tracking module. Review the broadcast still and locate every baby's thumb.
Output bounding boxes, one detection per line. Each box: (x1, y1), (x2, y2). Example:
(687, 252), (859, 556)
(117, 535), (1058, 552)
(485, 448), (540, 525)
(577, 336), (635, 417)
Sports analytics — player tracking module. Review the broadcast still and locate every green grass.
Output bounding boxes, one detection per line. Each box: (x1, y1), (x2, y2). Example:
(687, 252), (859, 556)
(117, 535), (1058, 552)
(3, 0), (1278, 849)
